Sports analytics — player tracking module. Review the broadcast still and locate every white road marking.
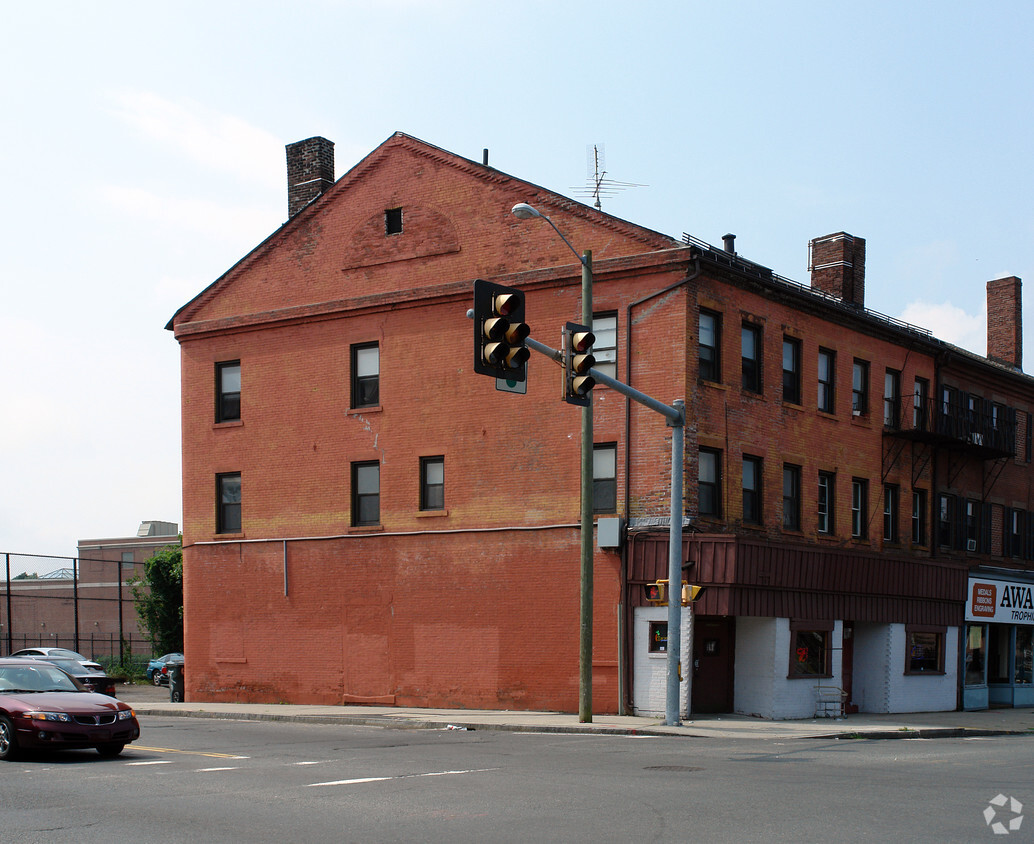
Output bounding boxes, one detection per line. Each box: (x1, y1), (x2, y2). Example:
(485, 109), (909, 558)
(308, 767), (499, 788)
(125, 760), (174, 766)
(196, 766), (240, 772)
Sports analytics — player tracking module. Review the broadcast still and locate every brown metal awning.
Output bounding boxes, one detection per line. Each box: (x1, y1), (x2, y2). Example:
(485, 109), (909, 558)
(627, 533), (966, 627)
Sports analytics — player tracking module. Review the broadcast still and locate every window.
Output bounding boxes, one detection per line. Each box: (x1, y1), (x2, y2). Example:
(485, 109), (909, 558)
(789, 620), (833, 677)
(852, 359), (869, 415)
(913, 377), (929, 430)
(965, 499), (981, 551)
(215, 361), (241, 423)
(965, 624), (986, 686)
(817, 348), (835, 413)
(593, 443), (617, 514)
(120, 551), (135, 571)
(648, 621), (668, 654)
(883, 484), (899, 542)
(742, 455), (762, 524)
(884, 368), (901, 428)
(851, 478), (868, 539)
(1017, 627), (1033, 685)
(352, 462), (380, 526)
(912, 489), (927, 545)
(817, 472), (835, 535)
(1008, 508), (1025, 558)
(699, 311), (720, 382)
(592, 314), (617, 379)
(938, 493), (956, 548)
(385, 207), (403, 235)
(351, 343), (380, 408)
(906, 626), (945, 674)
(699, 448), (721, 517)
(216, 473), (242, 534)
(782, 464), (801, 531)
(782, 336), (801, 404)
(741, 323), (762, 393)
(420, 457), (444, 511)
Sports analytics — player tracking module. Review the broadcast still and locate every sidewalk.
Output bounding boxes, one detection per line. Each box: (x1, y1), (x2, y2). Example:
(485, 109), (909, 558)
(117, 684), (1034, 741)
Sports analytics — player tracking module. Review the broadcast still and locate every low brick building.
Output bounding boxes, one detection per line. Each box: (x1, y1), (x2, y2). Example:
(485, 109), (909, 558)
(168, 132), (1034, 717)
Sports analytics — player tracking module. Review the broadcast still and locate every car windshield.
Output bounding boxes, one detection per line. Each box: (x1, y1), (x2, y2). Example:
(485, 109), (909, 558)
(48, 648), (90, 661)
(0, 664), (82, 693)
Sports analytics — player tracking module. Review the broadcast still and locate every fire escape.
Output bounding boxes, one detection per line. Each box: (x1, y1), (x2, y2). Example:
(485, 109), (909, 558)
(883, 393), (1017, 523)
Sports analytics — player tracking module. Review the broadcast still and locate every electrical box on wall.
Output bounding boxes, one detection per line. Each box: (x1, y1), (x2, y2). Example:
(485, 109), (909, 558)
(597, 517), (623, 549)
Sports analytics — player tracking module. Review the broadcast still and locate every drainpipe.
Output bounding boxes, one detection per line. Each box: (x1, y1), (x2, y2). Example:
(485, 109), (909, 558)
(618, 255), (701, 714)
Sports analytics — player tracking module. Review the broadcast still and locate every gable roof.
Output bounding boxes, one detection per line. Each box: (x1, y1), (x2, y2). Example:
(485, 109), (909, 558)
(167, 132), (681, 334)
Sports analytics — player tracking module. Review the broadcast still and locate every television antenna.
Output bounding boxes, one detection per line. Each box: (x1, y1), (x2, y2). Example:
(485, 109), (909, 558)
(571, 144), (645, 210)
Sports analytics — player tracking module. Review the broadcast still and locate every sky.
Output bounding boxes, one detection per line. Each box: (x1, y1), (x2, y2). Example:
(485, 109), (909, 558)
(2, 1), (1032, 569)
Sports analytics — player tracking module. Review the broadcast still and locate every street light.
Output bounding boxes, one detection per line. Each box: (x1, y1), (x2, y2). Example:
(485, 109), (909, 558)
(511, 201), (595, 723)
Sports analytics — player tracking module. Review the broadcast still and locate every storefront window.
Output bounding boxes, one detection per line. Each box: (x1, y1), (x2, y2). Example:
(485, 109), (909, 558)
(988, 626), (1011, 684)
(1016, 627), (1033, 685)
(965, 624), (986, 686)
(789, 628), (830, 677)
(906, 627), (945, 673)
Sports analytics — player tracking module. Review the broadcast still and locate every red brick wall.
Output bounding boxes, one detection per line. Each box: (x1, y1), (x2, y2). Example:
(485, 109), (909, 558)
(184, 531), (621, 710)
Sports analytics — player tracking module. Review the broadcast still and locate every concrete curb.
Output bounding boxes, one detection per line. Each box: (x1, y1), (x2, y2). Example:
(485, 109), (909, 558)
(132, 706), (1034, 740)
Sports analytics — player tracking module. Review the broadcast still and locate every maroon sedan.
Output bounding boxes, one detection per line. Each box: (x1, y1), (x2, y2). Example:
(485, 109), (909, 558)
(0, 659), (140, 760)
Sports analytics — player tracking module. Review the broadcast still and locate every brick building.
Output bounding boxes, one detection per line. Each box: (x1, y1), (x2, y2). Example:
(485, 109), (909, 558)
(168, 132), (1034, 717)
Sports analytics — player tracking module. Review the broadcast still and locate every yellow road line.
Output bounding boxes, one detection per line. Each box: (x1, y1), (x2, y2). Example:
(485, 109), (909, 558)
(133, 745), (248, 759)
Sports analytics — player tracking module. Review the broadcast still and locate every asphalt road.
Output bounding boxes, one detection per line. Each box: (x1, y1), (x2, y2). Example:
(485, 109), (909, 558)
(3, 715), (1031, 843)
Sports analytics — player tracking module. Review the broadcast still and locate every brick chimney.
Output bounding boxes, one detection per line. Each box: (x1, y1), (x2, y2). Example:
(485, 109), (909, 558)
(987, 276), (1023, 370)
(809, 232), (866, 308)
(286, 136), (335, 218)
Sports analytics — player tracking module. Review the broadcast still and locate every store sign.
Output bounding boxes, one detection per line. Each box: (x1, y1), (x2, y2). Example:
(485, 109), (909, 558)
(967, 577), (1034, 624)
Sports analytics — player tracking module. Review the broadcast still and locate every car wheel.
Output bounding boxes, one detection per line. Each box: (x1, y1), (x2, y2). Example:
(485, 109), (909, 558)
(152, 671), (163, 686)
(0, 716), (19, 761)
(97, 743), (125, 758)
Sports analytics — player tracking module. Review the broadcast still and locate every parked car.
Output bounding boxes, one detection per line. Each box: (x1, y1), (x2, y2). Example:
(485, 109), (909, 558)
(8, 656), (117, 697)
(0, 658), (139, 760)
(147, 653), (184, 686)
(9, 648), (103, 672)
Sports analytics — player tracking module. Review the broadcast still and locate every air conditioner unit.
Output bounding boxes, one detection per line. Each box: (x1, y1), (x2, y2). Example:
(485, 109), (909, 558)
(966, 539), (978, 552)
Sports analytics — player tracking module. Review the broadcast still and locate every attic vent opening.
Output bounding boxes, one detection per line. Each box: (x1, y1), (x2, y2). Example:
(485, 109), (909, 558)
(385, 207), (403, 235)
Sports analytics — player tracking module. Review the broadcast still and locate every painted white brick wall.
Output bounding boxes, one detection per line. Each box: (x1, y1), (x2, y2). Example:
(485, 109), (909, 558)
(632, 606), (669, 716)
(734, 617), (844, 719)
(850, 622), (891, 713)
(733, 616), (777, 718)
(886, 623), (958, 713)
(850, 622), (958, 713)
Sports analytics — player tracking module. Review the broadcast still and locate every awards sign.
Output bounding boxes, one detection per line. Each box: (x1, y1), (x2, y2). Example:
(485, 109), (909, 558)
(967, 577), (1034, 624)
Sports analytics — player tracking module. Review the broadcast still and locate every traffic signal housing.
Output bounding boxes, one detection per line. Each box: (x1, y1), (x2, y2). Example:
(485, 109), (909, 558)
(563, 321), (596, 406)
(473, 279), (530, 381)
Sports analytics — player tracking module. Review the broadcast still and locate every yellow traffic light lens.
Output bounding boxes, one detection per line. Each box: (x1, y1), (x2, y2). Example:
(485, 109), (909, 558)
(571, 353), (596, 375)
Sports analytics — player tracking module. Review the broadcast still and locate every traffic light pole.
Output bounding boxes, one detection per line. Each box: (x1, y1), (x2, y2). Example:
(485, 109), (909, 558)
(579, 252), (593, 724)
(524, 336), (687, 726)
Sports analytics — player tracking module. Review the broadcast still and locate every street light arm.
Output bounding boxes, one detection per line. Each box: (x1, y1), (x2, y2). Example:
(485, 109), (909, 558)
(511, 203), (587, 268)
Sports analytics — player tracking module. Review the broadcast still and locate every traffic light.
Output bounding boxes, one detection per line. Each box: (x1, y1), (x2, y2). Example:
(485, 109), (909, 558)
(645, 580), (703, 606)
(563, 321), (596, 406)
(473, 279), (530, 381)
(645, 580), (666, 605)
